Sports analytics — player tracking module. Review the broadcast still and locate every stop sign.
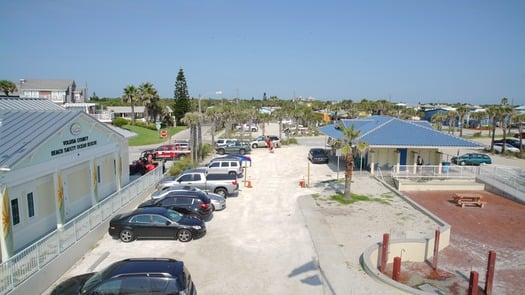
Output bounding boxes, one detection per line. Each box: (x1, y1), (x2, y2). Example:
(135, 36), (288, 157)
(161, 130), (167, 137)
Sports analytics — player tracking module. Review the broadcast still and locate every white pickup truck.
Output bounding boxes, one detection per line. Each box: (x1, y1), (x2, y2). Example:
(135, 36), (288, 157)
(156, 168), (239, 197)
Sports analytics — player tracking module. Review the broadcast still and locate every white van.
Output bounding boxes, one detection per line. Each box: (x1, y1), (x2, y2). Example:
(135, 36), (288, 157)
(205, 158), (243, 176)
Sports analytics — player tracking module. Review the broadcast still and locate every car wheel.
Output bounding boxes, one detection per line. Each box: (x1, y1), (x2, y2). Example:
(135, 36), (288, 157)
(228, 171), (237, 176)
(239, 149), (246, 155)
(178, 154), (186, 160)
(252, 143), (257, 148)
(120, 229), (135, 243)
(460, 161), (466, 166)
(218, 149), (225, 155)
(214, 188), (227, 198)
(177, 229), (193, 242)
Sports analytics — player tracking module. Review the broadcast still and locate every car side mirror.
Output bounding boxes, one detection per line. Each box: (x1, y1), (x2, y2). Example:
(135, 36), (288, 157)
(166, 220), (171, 226)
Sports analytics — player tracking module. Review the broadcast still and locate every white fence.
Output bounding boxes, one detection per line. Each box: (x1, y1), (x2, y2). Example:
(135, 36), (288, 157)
(391, 164), (481, 179)
(391, 164), (525, 195)
(0, 167), (163, 295)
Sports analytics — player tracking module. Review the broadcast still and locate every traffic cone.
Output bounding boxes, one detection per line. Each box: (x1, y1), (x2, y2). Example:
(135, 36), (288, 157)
(247, 180), (252, 188)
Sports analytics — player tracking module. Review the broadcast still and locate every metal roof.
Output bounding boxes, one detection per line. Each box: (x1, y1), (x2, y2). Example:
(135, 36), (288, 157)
(0, 110), (80, 168)
(318, 116), (484, 148)
(0, 96), (65, 111)
(107, 106), (146, 113)
(19, 79), (74, 91)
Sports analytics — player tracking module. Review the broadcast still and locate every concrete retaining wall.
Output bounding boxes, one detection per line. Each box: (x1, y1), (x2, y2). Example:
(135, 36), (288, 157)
(395, 178), (485, 191)
(360, 177), (452, 294)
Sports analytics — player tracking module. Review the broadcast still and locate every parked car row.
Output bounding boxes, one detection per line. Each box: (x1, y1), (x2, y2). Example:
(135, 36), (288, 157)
(52, 146), (265, 294)
(215, 136), (282, 151)
(493, 138), (525, 150)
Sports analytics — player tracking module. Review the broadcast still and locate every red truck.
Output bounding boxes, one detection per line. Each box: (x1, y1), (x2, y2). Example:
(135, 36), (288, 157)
(154, 142), (191, 160)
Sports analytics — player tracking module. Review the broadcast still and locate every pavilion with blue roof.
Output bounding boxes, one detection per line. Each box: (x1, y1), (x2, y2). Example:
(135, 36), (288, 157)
(318, 116), (484, 173)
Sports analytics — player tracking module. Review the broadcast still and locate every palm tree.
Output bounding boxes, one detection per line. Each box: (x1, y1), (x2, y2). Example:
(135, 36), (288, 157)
(122, 85), (140, 124)
(356, 141), (370, 172)
(470, 111), (486, 135)
(334, 121), (361, 199)
(515, 114), (525, 152)
(485, 106), (501, 152)
(181, 112), (201, 163)
(455, 105), (469, 137)
(499, 106), (514, 153)
(446, 110), (457, 134)
(205, 106), (221, 147)
(431, 113), (447, 131)
(139, 82), (159, 122)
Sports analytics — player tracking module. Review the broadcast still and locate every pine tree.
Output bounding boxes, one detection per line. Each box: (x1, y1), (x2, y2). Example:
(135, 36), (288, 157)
(173, 69), (190, 126)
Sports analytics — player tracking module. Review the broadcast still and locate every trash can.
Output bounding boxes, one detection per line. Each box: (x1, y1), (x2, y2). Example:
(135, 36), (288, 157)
(442, 162), (450, 173)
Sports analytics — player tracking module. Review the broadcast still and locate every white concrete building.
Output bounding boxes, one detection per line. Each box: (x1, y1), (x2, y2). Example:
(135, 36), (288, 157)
(0, 97), (129, 261)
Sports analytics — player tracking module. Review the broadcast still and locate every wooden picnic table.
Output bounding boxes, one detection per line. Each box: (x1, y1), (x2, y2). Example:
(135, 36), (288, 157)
(452, 193), (486, 208)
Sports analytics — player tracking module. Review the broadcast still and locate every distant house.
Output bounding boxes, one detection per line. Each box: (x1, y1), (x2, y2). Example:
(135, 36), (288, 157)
(106, 106), (146, 121)
(18, 79), (87, 104)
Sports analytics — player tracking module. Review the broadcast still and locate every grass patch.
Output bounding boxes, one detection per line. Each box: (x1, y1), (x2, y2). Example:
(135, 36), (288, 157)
(330, 192), (391, 205)
(125, 125), (189, 146)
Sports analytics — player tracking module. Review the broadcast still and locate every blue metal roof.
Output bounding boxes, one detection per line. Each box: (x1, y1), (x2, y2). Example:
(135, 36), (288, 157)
(318, 116), (484, 148)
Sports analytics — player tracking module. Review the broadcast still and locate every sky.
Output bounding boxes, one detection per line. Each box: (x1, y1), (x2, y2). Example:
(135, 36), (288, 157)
(1, 0), (524, 105)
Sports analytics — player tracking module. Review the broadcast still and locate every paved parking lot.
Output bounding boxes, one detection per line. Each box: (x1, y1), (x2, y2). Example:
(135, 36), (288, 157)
(47, 140), (335, 294)
(46, 124), (525, 294)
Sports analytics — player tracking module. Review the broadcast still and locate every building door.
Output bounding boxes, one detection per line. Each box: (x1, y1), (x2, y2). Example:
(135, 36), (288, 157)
(399, 148), (407, 166)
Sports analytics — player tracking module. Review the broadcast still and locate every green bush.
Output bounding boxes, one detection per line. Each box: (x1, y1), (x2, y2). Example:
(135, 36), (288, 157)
(112, 117), (129, 127)
(135, 120), (157, 130)
(168, 157), (193, 175)
(201, 144), (213, 158)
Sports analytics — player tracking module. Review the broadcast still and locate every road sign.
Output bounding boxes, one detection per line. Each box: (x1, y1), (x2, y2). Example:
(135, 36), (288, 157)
(161, 130), (167, 137)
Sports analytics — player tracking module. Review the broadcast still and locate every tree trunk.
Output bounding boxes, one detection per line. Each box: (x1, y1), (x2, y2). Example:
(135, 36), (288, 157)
(344, 155), (354, 199)
(197, 121), (203, 161)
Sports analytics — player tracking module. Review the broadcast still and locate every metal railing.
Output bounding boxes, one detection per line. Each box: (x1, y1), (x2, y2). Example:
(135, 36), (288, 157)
(478, 165), (525, 195)
(0, 167), (163, 295)
(391, 164), (480, 179)
(391, 164), (525, 196)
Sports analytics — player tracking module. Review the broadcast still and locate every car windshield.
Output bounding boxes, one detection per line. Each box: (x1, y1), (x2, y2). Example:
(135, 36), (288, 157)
(81, 268), (112, 293)
(165, 209), (183, 222)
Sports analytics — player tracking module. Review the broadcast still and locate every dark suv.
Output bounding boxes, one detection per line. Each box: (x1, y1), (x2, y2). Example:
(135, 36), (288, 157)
(50, 258), (197, 295)
(138, 190), (213, 221)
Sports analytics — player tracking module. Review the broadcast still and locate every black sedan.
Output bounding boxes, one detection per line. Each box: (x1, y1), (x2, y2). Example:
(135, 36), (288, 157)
(308, 148), (329, 164)
(108, 207), (206, 243)
(50, 258), (197, 295)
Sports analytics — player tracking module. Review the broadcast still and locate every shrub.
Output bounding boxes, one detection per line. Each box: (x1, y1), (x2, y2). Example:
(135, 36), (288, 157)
(112, 117), (129, 127)
(168, 157), (193, 176)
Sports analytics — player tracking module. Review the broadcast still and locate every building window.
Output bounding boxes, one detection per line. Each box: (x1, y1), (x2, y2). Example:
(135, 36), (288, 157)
(11, 199), (20, 226)
(27, 192), (35, 218)
(97, 165), (101, 183)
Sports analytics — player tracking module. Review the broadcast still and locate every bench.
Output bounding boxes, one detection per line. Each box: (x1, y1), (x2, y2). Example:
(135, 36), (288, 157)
(452, 193), (487, 208)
